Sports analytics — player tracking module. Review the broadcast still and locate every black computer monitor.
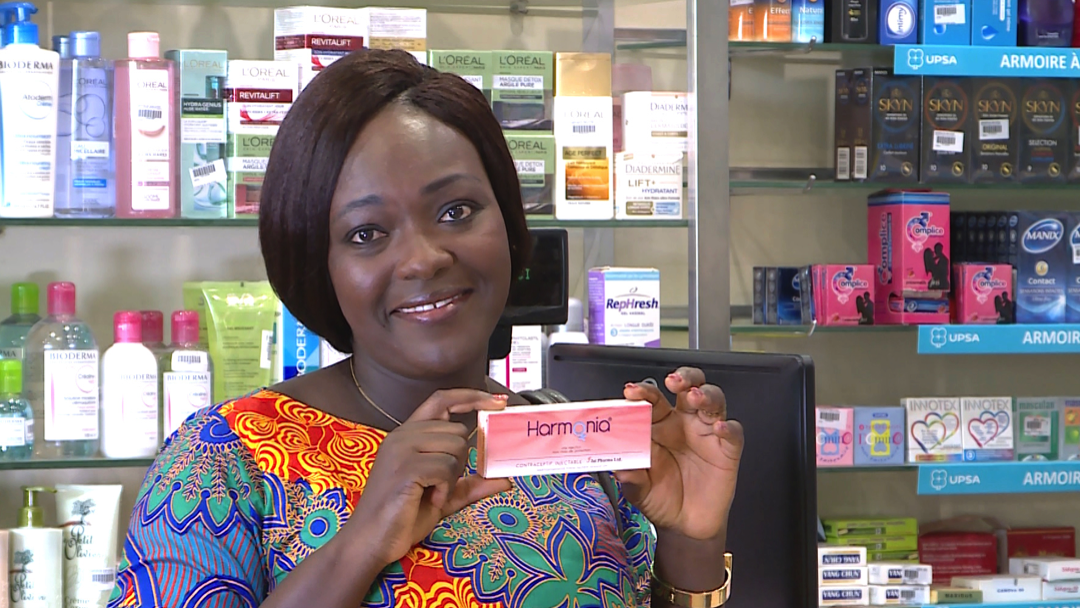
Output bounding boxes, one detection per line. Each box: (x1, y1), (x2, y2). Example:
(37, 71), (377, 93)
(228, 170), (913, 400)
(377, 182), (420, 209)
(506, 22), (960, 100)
(547, 344), (817, 608)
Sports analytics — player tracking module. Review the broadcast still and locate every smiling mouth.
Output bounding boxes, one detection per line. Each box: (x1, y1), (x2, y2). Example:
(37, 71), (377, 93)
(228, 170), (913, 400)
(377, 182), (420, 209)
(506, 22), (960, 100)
(393, 290), (472, 316)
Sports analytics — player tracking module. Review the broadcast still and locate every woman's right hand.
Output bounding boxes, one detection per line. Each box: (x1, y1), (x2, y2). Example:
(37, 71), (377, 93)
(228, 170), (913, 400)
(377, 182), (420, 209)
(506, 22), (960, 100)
(348, 390), (512, 568)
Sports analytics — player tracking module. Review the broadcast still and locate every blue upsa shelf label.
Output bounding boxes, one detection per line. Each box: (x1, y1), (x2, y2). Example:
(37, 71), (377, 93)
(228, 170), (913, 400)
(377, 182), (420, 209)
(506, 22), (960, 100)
(918, 324), (1080, 354)
(894, 45), (1080, 77)
(917, 462), (1080, 495)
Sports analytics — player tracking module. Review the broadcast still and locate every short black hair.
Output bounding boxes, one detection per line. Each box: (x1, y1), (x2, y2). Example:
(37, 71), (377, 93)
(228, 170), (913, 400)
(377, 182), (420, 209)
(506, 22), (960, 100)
(260, 49), (530, 354)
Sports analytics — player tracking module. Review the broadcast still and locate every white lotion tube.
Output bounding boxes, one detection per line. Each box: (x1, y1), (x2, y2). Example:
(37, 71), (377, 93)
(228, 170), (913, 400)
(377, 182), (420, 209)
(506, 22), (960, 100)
(54, 485), (122, 608)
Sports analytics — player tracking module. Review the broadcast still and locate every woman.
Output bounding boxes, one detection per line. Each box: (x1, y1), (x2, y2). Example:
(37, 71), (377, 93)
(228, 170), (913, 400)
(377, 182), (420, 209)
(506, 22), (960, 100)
(109, 50), (744, 608)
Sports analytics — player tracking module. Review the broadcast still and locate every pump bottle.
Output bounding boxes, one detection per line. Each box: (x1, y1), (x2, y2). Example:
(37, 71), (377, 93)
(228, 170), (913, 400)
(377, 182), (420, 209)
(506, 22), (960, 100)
(9, 486), (62, 608)
(0, 2), (60, 218)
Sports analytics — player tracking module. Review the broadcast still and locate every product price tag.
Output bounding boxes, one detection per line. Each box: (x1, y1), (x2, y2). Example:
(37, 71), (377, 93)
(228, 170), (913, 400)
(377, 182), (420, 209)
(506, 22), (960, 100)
(0, 417), (26, 448)
(853, 147), (868, 180)
(836, 149), (851, 181)
(933, 130), (964, 153)
(980, 119), (1009, 141)
(934, 3), (966, 24)
(462, 75), (484, 90)
(260, 330), (274, 370)
(1025, 414), (1051, 437)
(189, 159), (227, 190)
(171, 350), (209, 372)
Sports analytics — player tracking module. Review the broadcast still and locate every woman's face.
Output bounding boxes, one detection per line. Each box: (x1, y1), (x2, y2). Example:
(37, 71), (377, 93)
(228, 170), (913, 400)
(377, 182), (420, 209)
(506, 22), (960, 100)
(328, 103), (513, 380)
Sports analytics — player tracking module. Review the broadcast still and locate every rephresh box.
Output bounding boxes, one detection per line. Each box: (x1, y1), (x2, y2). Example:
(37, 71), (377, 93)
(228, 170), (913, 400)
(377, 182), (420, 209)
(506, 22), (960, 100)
(971, 0), (1016, 44)
(165, 49), (228, 219)
(961, 396), (1014, 461)
(922, 77), (971, 183)
(1018, 79), (1069, 184)
(871, 70), (921, 182)
(1016, 211), (1068, 323)
(587, 267), (660, 347)
(854, 406), (905, 465)
(971, 78), (1020, 184)
(920, 0), (971, 44)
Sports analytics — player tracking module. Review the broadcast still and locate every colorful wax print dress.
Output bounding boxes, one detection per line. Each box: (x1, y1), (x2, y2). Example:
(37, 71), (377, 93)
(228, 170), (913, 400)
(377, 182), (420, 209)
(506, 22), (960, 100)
(109, 390), (656, 608)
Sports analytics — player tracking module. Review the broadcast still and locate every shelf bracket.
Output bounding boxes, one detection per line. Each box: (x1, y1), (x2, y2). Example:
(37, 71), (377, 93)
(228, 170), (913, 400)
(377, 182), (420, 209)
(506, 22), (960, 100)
(510, 0), (529, 15)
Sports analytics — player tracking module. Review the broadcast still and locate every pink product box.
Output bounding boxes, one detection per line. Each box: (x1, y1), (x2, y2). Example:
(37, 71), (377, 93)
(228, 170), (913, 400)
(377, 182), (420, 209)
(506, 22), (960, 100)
(954, 264), (1013, 325)
(868, 190), (951, 323)
(817, 407), (854, 467)
(813, 265), (875, 326)
(477, 399), (652, 478)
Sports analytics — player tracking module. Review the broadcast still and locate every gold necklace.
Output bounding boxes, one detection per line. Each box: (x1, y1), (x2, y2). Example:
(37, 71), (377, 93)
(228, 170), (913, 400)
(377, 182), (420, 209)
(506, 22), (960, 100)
(349, 357), (478, 440)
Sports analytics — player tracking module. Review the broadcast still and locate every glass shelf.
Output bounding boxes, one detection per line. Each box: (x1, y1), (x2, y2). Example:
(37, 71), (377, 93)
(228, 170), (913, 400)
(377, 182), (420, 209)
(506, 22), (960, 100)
(60, 0), (583, 16)
(818, 465), (915, 473)
(730, 175), (1080, 195)
(0, 457), (154, 471)
(0, 216), (690, 229)
(731, 323), (915, 336)
(614, 29), (894, 56)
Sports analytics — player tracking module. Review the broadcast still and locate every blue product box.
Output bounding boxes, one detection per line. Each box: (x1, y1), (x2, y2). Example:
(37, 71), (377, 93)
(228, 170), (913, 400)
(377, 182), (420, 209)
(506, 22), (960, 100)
(880, 0), (919, 44)
(766, 267), (779, 324)
(281, 305), (321, 380)
(919, 0), (971, 44)
(971, 0), (1016, 45)
(777, 267), (804, 324)
(753, 267), (766, 324)
(854, 406), (906, 465)
(792, 0), (826, 43)
(1068, 213), (1080, 322)
(1016, 211), (1068, 324)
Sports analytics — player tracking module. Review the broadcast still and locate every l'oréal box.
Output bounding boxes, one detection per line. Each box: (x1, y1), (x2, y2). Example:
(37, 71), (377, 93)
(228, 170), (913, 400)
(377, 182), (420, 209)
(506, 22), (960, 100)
(615, 152), (683, 220)
(430, 50), (493, 99)
(274, 7), (367, 90)
(365, 7), (428, 64)
(507, 133), (555, 215)
(477, 399), (652, 478)
(493, 51), (554, 132)
(165, 49), (228, 219)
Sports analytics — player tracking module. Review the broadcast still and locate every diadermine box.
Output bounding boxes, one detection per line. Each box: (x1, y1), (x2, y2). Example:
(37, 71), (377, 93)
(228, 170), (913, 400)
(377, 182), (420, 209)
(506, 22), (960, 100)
(476, 399), (652, 478)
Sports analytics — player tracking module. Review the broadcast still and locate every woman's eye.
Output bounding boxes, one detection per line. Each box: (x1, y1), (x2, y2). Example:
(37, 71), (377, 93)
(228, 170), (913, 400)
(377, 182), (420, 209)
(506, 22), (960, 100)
(440, 204), (474, 223)
(351, 228), (386, 244)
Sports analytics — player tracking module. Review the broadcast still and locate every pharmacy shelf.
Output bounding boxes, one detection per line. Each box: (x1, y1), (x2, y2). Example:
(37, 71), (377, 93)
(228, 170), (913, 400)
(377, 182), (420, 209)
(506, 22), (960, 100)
(0, 216), (690, 229)
(614, 29), (893, 57)
(0, 457), (155, 471)
(913, 603), (1080, 608)
(917, 461), (1080, 495)
(729, 172), (1080, 195)
(895, 44), (1080, 77)
(918, 325), (1080, 355)
(731, 323), (914, 337)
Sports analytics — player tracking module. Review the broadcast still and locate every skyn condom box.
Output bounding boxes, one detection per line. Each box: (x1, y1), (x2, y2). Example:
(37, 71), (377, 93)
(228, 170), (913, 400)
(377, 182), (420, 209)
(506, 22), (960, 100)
(922, 77), (972, 184)
(852, 68), (873, 181)
(835, 70), (853, 181)
(1018, 79), (1068, 184)
(871, 70), (921, 182)
(1070, 81), (1080, 183)
(972, 78), (1020, 183)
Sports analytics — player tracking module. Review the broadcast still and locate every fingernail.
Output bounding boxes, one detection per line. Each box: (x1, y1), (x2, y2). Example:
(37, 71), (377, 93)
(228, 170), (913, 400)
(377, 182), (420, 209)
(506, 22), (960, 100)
(667, 373), (681, 382)
(690, 387), (703, 398)
(493, 394), (509, 401)
(625, 382), (636, 389)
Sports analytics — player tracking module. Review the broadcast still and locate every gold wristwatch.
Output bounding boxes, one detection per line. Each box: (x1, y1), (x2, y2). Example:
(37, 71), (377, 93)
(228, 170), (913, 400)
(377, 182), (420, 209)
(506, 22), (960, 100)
(652, 553), (732, 608)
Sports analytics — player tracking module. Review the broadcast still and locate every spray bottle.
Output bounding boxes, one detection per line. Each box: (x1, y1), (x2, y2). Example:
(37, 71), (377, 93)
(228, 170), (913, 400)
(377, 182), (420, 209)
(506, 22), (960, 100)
(9, 486), (62, 608)
(0, 2), (59, 218)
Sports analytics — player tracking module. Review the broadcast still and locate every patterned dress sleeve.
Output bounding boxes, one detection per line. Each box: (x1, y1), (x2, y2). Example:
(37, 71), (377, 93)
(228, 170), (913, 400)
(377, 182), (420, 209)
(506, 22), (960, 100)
(108, 407), (269, 608)
(616, 485), (656, 608)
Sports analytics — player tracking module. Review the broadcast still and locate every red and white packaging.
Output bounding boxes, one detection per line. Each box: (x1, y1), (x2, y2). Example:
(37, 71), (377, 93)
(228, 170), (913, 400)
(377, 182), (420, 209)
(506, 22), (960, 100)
(919, 531), (999, 584)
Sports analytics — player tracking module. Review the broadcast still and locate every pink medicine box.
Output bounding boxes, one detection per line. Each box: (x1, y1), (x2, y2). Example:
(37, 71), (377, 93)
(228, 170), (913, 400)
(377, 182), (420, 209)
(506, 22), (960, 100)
(954, 264), (1014, 324)
(813, 265), (876, 326)
(477, 399), (653, 478)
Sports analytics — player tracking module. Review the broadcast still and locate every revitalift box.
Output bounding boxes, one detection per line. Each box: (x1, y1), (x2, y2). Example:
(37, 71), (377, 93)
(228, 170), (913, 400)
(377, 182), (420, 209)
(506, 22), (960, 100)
(477, 399), (652, 478)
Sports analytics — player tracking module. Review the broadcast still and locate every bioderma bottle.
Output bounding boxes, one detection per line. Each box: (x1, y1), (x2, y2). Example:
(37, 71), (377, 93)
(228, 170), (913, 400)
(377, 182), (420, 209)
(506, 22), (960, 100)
(0, 2), (60, 218)
(160, 311), (212, 438)
(0, 359), (33, 460)
(114, 31), (177, 218)
(55, 31), (115, 218)
(140, 310), (167, 356)
(0, 282), (41, 361)
(101, 311), (159, 458)
(24, 282), (99, 459)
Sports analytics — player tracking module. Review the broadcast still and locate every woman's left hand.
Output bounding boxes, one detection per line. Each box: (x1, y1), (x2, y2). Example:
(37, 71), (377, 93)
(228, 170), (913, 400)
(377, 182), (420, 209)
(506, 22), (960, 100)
(616, 367), (745, 540)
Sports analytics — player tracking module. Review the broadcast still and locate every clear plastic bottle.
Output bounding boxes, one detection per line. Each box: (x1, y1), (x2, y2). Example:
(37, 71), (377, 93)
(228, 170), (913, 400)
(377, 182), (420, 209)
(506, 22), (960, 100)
(101, 311), (159, 459)
(114, 31), (177, 218)
(140, 310), (168, 356)
(160, 311), (213, 439)
(0, 359), (33, 461)
(55, 31), (115, 218)
(24, 282), (99, 459)
(0, 282), (41, 361)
